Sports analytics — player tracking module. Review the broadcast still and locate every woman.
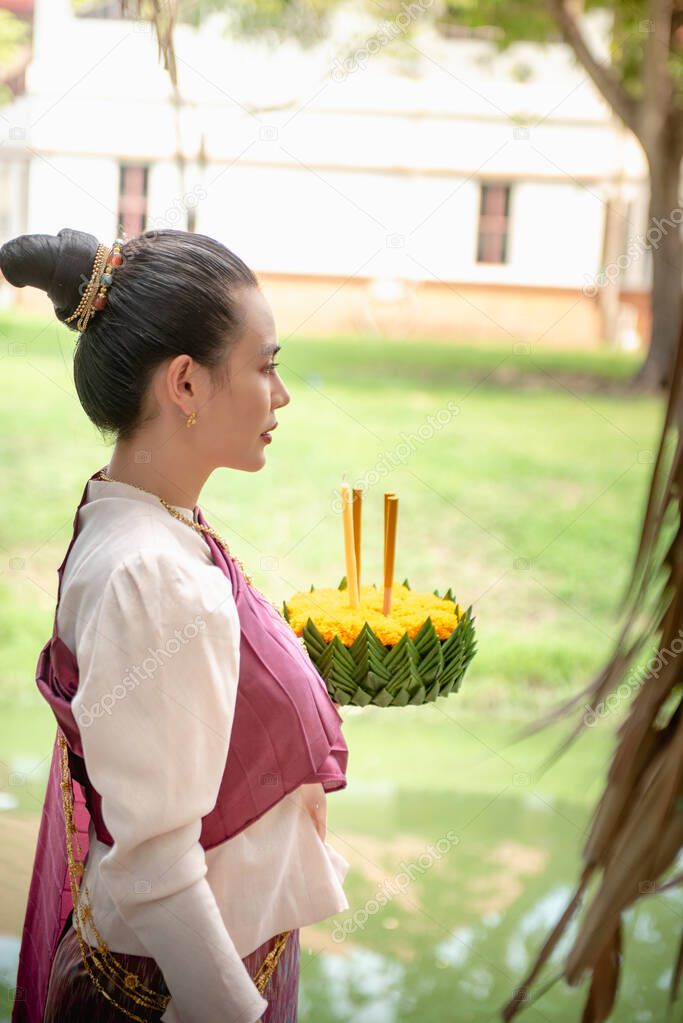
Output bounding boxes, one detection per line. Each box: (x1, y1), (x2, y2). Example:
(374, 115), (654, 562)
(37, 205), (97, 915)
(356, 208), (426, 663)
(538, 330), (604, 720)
(0, 228), (350, 1023)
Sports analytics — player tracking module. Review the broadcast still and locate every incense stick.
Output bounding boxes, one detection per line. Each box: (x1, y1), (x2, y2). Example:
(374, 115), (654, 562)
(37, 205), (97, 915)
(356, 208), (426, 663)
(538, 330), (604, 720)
(341, 480), (360, 609)
(383, 494), (398, 615)
(352, 488), (362, 593)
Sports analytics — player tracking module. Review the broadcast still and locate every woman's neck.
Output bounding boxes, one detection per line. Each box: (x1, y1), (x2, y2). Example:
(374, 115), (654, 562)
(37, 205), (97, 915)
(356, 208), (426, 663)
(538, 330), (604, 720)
(106, 443), (207, 511)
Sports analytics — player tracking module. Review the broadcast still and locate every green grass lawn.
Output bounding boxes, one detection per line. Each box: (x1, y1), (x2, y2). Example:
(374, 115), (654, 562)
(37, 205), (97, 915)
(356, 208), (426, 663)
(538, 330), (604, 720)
(0, 311), (673, 1022)
(0, 310), (661, 717)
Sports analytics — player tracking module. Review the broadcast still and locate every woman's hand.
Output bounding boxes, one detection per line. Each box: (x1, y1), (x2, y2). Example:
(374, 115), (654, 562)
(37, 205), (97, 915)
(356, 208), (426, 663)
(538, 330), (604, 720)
(296, 782), (327, 842)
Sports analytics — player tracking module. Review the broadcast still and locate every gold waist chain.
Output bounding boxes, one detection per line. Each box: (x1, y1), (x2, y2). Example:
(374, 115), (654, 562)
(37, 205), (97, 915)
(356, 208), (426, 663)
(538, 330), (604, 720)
(58, 734), (291, 1020)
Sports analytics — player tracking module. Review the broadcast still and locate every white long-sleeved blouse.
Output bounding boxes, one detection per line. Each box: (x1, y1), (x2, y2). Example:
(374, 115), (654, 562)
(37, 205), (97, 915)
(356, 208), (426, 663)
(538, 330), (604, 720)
(55, 476), (350, 1023)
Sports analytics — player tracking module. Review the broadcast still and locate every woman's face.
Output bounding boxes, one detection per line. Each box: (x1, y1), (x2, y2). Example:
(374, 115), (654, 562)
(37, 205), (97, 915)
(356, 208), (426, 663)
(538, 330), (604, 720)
(204, 286), (291, 472)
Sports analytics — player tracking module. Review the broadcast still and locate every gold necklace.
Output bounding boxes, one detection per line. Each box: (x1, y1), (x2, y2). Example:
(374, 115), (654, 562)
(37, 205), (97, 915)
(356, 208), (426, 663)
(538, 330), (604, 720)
(96, 469), (256, 586)
(58, 736), (291, 1017)
(58, 734), (171, 1019)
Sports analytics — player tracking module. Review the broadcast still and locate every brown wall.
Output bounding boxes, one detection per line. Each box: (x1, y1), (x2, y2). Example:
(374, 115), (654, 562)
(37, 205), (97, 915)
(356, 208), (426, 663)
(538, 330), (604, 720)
(257, 273), (651, 350)
(10, 273), (651, 350)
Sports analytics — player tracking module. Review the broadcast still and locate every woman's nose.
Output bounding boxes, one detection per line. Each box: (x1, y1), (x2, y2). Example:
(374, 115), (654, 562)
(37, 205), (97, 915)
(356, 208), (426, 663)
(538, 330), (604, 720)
(276, 382), (291, 408)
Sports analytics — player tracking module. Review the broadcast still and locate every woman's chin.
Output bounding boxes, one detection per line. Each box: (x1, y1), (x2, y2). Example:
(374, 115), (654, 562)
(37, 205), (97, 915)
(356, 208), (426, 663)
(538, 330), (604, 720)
(247, 448), (269, 472)
(216, 450), (267, 472)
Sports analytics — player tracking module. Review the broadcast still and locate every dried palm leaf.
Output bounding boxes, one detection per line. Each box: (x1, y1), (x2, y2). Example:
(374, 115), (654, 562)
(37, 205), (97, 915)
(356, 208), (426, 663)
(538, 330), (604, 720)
(503, 321), (683, 1020)
(119, 1), (178, 88)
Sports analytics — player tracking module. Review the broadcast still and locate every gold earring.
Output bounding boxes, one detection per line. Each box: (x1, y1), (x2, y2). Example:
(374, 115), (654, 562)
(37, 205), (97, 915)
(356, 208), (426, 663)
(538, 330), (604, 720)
(186, 411), (198, 427)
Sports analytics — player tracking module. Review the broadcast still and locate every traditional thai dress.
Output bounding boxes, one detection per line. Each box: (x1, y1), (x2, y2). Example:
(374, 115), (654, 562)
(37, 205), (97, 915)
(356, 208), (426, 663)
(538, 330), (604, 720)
(12, 466), (350, 1022)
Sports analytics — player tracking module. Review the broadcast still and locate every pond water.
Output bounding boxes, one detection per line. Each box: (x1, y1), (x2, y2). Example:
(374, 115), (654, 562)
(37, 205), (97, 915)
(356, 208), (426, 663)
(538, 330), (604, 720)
(295, 783), (681, 1022)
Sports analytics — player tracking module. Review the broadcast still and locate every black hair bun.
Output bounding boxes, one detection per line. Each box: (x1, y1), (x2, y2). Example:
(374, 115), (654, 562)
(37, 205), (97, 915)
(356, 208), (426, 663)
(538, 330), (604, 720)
(0, 228), (101, 329)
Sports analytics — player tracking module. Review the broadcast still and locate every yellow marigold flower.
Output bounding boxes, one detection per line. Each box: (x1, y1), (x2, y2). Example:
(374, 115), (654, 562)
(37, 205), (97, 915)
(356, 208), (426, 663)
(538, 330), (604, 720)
(285, 582), (462, 646)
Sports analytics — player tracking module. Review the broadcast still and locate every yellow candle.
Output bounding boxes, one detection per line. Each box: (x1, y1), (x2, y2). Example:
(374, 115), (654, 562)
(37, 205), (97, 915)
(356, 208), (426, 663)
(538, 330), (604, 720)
(383, 495), (398, 615)
(341, 481), (360, 609)
(384, 492), (396, 580)
(352, 488), (362, 592)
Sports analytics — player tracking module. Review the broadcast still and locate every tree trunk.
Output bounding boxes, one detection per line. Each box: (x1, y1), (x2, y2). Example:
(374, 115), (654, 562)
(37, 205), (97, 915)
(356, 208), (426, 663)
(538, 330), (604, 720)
(172, 84), (187, 229)
(598, 191), (626, 346)
(632, 144), (683, 391)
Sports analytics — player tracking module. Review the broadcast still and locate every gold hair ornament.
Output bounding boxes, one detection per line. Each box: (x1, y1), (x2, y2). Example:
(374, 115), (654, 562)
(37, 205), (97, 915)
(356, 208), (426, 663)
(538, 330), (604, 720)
(65, 238), (124, 333)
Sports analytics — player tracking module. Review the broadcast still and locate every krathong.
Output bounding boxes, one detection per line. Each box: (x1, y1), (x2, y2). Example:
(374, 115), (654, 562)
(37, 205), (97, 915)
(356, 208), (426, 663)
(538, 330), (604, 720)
(283, 482), (477, 706)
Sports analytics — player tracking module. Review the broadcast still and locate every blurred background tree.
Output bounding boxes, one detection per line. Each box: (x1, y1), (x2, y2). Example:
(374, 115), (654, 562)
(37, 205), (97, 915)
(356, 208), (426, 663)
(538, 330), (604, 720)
(0, 8), (30, 106)
(434, 1), (683, 390)
(120, 0), (682, 392)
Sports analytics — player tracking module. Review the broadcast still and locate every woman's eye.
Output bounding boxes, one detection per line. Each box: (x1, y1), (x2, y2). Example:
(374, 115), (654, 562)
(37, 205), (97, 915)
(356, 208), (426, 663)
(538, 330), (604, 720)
(264, 361), (280, 375)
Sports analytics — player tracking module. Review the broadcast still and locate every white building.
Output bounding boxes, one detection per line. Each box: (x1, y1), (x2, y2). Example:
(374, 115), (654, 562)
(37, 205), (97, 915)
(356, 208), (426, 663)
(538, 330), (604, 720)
(0, 0), (650, 347)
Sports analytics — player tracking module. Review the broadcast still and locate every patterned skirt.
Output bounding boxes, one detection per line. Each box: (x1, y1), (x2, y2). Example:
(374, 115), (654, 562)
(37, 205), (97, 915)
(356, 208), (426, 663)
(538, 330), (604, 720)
(43, 913), (300, 1022)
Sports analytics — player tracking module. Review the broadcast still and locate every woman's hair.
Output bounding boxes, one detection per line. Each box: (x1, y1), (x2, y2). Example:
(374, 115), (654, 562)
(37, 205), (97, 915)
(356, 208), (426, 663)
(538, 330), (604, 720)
(0, 228), (259, 441)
